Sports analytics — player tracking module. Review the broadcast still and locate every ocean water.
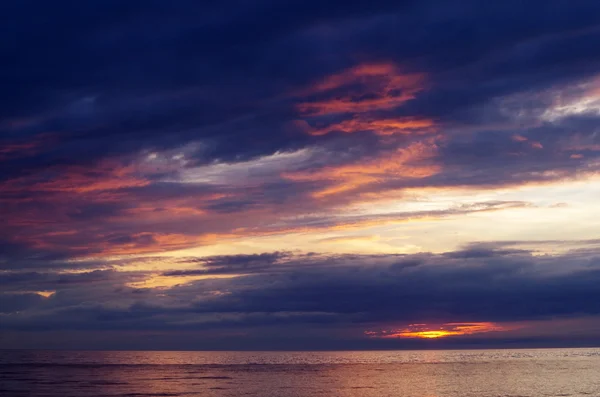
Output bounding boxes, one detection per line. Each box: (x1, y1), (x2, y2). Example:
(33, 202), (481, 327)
(1, 348), (599, 397)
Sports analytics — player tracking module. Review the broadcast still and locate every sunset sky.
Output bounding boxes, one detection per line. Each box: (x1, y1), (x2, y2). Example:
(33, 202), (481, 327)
(1, 0), (600, 350)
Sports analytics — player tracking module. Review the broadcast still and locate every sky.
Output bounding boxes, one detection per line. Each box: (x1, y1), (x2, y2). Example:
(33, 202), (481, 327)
(1, 0), (600, 350)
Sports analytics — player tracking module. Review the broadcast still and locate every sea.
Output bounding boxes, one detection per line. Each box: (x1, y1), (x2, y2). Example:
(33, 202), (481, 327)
(1, 348), (599, 397)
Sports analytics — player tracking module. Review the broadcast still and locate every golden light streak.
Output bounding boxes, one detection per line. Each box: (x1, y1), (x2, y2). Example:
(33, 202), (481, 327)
(10, 291), (57, 298)
(126, 273), (240, 289)
(35, 291), (56, 298)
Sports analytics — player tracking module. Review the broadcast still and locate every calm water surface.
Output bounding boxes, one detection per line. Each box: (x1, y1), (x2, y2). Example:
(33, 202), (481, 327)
(1, 348), (599, 397)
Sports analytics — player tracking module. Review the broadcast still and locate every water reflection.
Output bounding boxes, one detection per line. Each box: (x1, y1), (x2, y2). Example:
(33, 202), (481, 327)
(1, 349), (599, 397)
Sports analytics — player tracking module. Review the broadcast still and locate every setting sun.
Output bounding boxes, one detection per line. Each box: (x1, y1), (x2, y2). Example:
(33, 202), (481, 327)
(366, 322), (509, 339)
(404, 330), (456, 339)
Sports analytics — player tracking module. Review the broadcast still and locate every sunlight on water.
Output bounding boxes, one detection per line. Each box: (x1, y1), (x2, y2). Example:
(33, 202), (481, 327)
(1, 349), (599, 397)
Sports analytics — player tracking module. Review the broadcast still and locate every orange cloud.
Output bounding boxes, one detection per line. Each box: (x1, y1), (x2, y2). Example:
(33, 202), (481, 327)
(38, 162), (150, 193)
(283, 139), (441, 198)
(308, 116), (435, 136)
(297, 62), (426, 116)
(120, 197), (225, 219)
(58, 232), (236, 258)
(303, 63), (423, 94)
(1, 160), (149, 195)
(365, 322), (511, 339)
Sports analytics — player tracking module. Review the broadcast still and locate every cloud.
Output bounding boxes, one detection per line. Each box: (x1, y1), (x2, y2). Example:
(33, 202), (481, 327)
(296, 63), (426, 116)
(0, 293), (47, 314)
(1, 244), (599, 341)
(164, 252), (291, 276)
(176, 248), (600, 325)
(3, 1), (600, 172)
(2, 0), (600, 348)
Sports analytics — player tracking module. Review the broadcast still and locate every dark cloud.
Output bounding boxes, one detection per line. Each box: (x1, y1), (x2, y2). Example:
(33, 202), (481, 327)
(166, 252), (290, 276)
(1, 245), (599, 342)
(0, 293), (46, 314)
(2, 0), (600, 173)
(179, 249), (600, 325)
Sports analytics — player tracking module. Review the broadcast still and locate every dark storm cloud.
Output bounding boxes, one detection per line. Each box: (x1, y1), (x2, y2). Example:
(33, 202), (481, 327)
(180, 247), (600, 324)
(2, 244), (600, 336)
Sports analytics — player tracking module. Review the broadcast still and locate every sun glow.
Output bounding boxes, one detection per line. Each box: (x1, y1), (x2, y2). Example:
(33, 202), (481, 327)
(366, 322), (509, 339)
(35, 291), (56, 298)
(404, 330), (457, 339)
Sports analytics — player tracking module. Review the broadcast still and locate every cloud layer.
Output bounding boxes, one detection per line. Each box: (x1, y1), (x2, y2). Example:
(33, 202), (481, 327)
(1, 0), (600, 348)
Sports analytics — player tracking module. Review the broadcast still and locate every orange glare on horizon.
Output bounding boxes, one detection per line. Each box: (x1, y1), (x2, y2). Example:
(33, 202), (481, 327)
(405, 330), (456, 339)
(366, 322), (508, 339)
